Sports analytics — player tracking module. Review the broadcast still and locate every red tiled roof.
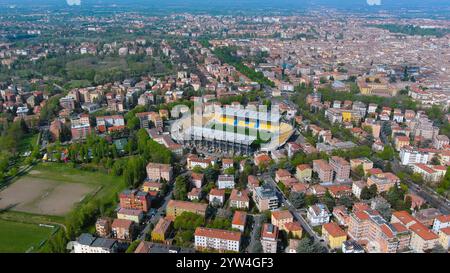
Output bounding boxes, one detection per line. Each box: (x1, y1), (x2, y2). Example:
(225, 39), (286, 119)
(111, 218), (133, 229)
(232, 211), (247, 226)
(440, 227), (450, 235)
(392, 211), (417, 226)
(272, 210), (293, 221)
(284, 222), (302, 232)
(194, 227), (241, 241)
(323, 222), (346, 238)
(436, 214), (450, 223)
(410, 223), (439, 241)
(210, 188), (225, 197)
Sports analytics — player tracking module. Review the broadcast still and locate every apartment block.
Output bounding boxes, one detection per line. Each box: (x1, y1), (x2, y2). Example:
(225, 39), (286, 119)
(194, 227), (241, 252)
(313, 159), (333, 183)
(146, 162), (173, 182)
(329, 156), (350, 182)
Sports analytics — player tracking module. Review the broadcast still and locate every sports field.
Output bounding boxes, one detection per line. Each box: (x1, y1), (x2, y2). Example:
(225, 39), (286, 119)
(0, 163), (122, 216)
(0, 219), (56, 253)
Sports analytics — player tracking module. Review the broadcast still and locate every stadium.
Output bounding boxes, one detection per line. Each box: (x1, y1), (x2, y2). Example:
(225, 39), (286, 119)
(170, 105), (294, 155)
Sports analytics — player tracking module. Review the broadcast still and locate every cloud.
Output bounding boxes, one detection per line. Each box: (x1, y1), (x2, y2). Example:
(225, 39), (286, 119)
(66, 0), (81, 6)
(367, 0), (382, 5)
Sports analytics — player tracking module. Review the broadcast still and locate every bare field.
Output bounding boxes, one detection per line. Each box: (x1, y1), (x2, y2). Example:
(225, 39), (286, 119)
(0, 176), (94, 216)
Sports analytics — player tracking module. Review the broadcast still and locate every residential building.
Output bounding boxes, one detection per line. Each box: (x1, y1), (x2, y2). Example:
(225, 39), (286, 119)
(412, 164), (447, 183)
(342, 240), (365, 253)
(71, 115), (91, 140)
(209, 188), (226, 206)
(322, 222), (347, 249)
(399, 147), (429, 165)
(194, 227), (241, 252)
(261, 223), (279, 253)
(432, 215), (450, 233)
(95, 217), (112, 237)
(151, 217), (173, 242)
(313, 159), (333, 183)
(348, 209), (411, 253)
(307, 204), (331, 226)
(367, 172), (400, 193)
(187, 154), (214, 169)
(96, 115), (125, 133)
(284, 222), (303, 238)
(352, 180), (367, 199)
(433, 135), (449, 149)
(295, 164), (312, 182)
(119, 190), (151, 212)
(142, 181), (162, 194)
(217, 174), (235, 189)
(253, 184), (279, 211)
(134, 241), (194, 253)
(286, 239), (301, 253)
(146, 162), (173, 182)
(414, 208), (443, 227)
(271, 210), (294, 231)
(229, 189), (249, 209)
(166, 200), (208, 218)
(329, 156), (350, 182)
(187, 188), (202, 201)
(191, 172), (204, 189)
(394, 135), (410, 151)
(73, 233), (118, 253)
(111, 219), (134, 241)
(350, 158), (373, 175)
(232, 211), (247, 232)
(247, 175), (260, 191)
(391, 211), (439, 253)
(438, 227), (450, 250)
(117, 208), (144, 224)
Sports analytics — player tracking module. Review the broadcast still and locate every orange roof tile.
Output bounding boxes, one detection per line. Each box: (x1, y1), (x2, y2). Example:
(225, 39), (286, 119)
(323, 222), (346, 238)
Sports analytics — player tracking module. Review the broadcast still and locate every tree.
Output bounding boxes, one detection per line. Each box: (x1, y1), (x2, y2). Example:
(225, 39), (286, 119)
(126, 240), (141, 253)
(174, 175), (188, 200)
(305, 194), (319, 206)
(296, 238), (326, 253)
(386, 185), (408, 211)
(337, 195), (354, 209)
(174, 212), (204, 230)
(41, 229), (68, 253)
(174, 230), (194, 247)
(289, 191), (306, 209)
(224, 167), (235, 176)
(360, 184), (377, 200)
(354, 165), (365, 178)
(323, 190), (336, 211)
(437, 166), (450, 196)
(377, 145), (394, 161)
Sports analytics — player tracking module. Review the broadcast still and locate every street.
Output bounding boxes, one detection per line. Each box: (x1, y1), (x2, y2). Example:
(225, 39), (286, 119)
(246, 214), (263, 252)
(138, 186), (174, 241)
(392, 158), (450, 214)
(258, 173), (329, 252)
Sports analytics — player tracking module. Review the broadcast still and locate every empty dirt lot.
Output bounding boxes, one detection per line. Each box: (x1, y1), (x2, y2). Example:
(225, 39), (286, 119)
(0, 176), (94, 216)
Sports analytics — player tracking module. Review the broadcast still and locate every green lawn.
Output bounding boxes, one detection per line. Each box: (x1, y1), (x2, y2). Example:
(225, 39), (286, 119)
(0, 219), (56, 253)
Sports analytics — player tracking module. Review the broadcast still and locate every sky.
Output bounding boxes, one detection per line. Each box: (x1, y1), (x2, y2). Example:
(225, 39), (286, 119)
(1, 0), (449, 11)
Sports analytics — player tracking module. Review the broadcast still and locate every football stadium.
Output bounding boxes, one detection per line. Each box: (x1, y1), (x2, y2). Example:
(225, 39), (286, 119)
(171, 105), (294, 155)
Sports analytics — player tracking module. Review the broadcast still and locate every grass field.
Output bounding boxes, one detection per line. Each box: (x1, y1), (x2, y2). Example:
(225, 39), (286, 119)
(0, 219), (56, 253)
(0, 162), (125, 252)
(0, 163), (124, 216)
